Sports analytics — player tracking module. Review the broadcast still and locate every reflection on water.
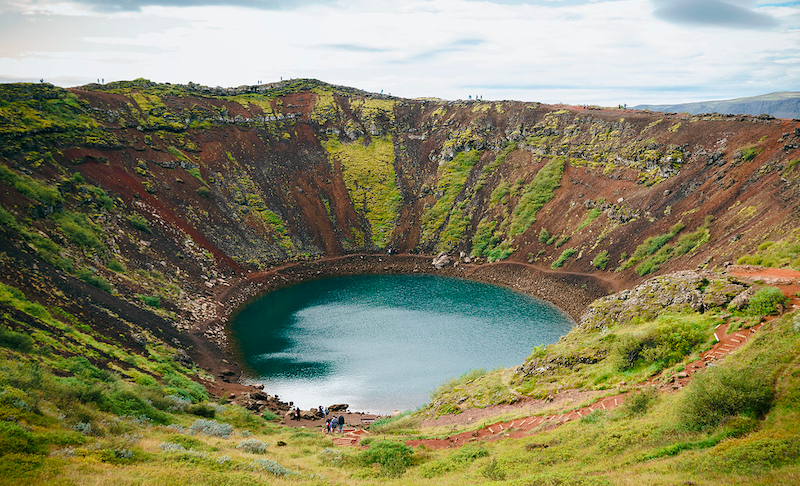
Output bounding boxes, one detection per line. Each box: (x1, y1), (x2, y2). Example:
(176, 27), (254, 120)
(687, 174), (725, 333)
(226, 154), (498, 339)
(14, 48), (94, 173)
(230, 274), (573, 414)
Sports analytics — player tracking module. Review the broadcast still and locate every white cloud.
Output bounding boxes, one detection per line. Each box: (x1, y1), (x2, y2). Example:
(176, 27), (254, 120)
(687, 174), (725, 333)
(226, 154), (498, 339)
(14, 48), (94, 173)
(0, 0), (797, 105)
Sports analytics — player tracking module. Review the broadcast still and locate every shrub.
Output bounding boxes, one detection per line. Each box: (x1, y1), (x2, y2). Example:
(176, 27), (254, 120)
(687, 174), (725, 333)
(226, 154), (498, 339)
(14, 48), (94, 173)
(0, 422), (46, 456)
(746, 287), (787, 316)
(538, 227), (550, 244)
(187, 403), (216, 418)
(190, 419), (233, 438)
(481, 458), (507, 481)
(106, 259), (126, 273)
(262, 410), (279, 422)
(618, 387), (658, 417)
(159, 442), (186, 452)
(75, 268), (112, 293)
(450, 444), (489, 463)
(251, 458), (293, 476)
(0, 328), (34, 352)
(591, 250), (610, 270)
(613, 315), (708, 371)
(551, 248), (577, 269)
(106, 389), (169, 424)
(128, 214), (151, 233)
(196, 186), (210, 198)
(164, 373), (208, 403)
(679, 366), (773, 430)
(136, 294), (160, 308)
(358, 440), (414, 477)
(237, 438), (267, 454)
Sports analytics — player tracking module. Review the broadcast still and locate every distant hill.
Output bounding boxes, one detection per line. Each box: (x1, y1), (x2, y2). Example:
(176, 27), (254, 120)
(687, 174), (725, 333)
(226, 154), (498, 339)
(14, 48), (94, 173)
(634, 91), (800, 119)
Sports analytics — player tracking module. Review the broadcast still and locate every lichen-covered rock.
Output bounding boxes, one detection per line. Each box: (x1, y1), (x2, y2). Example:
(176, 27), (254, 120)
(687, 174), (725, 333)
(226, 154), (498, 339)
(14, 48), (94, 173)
(580, 271), (750, 329)
(728, 287), (758, 311)
(702, 276), (747, 308)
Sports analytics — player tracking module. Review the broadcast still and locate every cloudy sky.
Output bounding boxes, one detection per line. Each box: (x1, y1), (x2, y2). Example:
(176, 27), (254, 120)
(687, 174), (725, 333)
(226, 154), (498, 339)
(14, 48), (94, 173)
(0, 0), (798, 105)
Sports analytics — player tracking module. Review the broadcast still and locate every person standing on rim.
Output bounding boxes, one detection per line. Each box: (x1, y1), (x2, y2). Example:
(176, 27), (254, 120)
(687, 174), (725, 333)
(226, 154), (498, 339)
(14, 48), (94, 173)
(337, 414), (345, 434)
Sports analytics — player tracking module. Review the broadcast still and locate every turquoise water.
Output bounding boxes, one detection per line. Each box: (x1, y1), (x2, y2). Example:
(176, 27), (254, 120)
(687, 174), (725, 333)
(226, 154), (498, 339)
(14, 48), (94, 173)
(230, 274), (573, 414)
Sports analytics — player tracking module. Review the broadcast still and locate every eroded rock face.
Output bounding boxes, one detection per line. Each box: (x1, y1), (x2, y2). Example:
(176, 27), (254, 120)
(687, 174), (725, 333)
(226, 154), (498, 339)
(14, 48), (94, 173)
(580, 271), (749, 329)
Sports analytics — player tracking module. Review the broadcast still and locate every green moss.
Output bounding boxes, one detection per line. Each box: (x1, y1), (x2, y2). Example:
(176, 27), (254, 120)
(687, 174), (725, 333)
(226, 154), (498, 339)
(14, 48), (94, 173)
(421, 150), (482, 247)
(509, 157), (564, 236)
(0, 165), (63, 208)
(551, 248), (577, 269)
(576, 208), (602, 231)
(737, 235), (800, 270)
(632, 219), (710, 276)
(323, 136), (400, 247)
(0, 84), (115, 154)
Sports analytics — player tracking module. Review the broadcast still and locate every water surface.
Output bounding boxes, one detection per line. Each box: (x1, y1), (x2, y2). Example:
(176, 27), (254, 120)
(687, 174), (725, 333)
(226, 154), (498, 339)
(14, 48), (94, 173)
(230, 274), (572, 413)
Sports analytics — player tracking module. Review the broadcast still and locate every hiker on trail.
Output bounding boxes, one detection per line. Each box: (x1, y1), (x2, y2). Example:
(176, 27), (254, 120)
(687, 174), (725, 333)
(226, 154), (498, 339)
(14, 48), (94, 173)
(337, 414), (345, 434)
(319, 405), (324, 417)
(325, 418), (331, 433)
(295, 407), (301, 421)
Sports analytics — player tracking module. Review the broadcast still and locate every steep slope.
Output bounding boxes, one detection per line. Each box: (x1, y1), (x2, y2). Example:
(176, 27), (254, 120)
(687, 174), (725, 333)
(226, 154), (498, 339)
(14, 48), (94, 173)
(2, 78), (800, 484)
(2, 78), (800, 378)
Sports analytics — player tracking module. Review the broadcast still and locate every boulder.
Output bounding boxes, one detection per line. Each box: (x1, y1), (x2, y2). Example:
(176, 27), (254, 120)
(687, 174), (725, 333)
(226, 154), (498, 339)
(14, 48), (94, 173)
(729, 287), (758, 311)
(432, 252), (451, 269)
(702, 277), (747, 308)
(328, 403), (349, 412)
(580, 271), (751, 329)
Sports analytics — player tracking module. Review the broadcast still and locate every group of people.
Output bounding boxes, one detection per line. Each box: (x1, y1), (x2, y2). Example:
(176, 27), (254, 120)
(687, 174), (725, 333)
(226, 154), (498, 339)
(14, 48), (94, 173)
(292, 405), (346, 434)
(325, 414), (345, 434)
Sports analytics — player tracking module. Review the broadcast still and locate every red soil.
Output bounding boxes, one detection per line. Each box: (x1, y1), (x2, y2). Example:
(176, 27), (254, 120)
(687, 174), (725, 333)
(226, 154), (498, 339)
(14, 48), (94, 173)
(371, 267), (800, 450)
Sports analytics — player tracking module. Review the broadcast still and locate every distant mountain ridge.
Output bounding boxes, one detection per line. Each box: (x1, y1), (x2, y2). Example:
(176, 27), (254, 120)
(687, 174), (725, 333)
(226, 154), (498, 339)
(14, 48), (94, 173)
(634, 91), (800, 119)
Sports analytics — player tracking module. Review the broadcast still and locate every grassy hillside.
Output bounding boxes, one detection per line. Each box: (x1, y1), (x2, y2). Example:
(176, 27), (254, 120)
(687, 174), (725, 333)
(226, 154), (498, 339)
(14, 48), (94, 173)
(1, 79), (800, 484)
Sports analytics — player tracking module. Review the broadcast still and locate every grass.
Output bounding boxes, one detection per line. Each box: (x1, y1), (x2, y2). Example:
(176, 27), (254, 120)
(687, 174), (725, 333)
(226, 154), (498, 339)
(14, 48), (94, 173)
(420, 150), (482, 249)
(576, 207), (603, 231)
(1, 272), (799, 485)
(470, 218), (514, 261)
(746, 286), (787, 316)
(737, 235), (800, 270)
(631, 219), (711, 276)
(323, 136), (401, 247)
(551, 247), (577, 269)
(509, 157), (564, 236)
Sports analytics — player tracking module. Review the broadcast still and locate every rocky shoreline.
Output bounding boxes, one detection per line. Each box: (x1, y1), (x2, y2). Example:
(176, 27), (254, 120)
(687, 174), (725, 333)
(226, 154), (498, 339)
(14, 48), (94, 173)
(195, 253), (616, 413)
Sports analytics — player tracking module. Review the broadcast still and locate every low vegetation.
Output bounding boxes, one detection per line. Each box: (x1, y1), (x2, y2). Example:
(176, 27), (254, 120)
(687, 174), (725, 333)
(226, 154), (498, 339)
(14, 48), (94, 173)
(509, 157), (565, 236)
(1, 79), (800, 485)
(323, 136), (401, 247)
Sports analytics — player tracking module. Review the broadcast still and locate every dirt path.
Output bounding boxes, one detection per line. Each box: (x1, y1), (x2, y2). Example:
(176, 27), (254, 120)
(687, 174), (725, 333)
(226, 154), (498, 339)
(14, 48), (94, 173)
(393, 266), (800, 450)
(405, 318), (764, 450)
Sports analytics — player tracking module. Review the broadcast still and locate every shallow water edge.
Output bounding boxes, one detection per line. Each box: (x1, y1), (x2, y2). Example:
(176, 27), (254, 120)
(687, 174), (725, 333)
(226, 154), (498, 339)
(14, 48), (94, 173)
(212, 254), (616, 412)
